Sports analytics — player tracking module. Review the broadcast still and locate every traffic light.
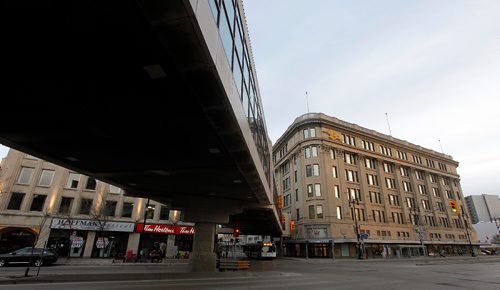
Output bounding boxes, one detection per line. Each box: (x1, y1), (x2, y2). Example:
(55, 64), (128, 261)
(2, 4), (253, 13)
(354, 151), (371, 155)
(290, 220), (296, 231)
(233, 227), (240, 237)
(281, 214), (286, 224)
(449, 200), (458, 213)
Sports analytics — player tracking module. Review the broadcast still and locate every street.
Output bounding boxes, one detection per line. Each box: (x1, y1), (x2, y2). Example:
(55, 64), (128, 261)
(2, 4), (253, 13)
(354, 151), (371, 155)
(1, 257), (499, 289)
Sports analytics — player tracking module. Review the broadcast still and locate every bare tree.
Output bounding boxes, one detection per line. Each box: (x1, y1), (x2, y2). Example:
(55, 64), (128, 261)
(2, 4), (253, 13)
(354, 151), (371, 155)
(89, 191), (111, 258)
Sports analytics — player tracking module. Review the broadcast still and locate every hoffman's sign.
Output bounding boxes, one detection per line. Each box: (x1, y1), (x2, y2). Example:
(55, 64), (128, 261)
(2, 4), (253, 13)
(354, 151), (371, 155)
(51, 218), (135, 232)
(136, 223), (194, 235)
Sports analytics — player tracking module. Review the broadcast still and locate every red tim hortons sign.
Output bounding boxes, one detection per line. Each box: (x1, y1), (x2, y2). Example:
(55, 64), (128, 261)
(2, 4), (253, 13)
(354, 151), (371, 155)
(136, 224), (194, 235)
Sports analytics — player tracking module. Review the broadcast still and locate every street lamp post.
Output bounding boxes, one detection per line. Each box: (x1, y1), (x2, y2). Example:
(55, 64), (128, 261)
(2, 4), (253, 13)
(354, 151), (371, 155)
(409, 207), (427, 257)
(137, 198), (151, 262)
(461, 213), (476, 257)
(349, 198), (363, 259)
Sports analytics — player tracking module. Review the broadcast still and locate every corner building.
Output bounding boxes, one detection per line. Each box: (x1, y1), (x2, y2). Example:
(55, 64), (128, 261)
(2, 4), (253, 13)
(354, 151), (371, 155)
(274, 113), (478, 258)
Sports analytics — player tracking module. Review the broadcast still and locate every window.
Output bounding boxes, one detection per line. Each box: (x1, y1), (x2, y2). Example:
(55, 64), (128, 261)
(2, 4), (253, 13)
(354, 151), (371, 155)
(38, 170), (55, 187)
(373, 210), (386, 223)
(307, 184), (313, 197)
(309, 205), (315, 219)
(348, 188), (362, 201)
(412, 155), (422, 164)
(332, 166), (338, 178)
(336, 206), (342, 219)
(426, 159), (436, 168)
(432, 187), (441, 197)
(438, 163), (448, 171)
(311, 146), (318, 157)
(294, 170), (298, 182)
(362, 140), (375, 151)
(7, 192), (25, 210)
(303, 128), (316, 138)
(345, 170), (359, 182)
(406, 197), (415, 208)
(146, 204), (156, 219)
(442, 177), (450, 186)
(59, 197), (74, 214)
(367, 174), (378, 186)
(344, 152), (357, 165)
(402, 181), (412, 192)
(383, 162), (394, 173)
(415, 170), (425, 180)
(283, 177), (290, 191)
(30, 194), (47, 211)
(313, 164), (320, 176)
(17, 167), (34, 184)
(284, 194), (291, 207)
(314, 184), (321, 197)
(79, 198), (93, 215)
(369, 191), (382, 204)
(160, 206), (170, 220)
(342, 134), (356, 146)
(281, 160), (290, 175)
(296, 208), (300, 220)
(85, 177), (97, 190)
(392, 212), (403, 224)
(397, 150), (408, 160)
(400, 167), (410, 177)
(122, 202), (134, 218)
(421, 199), (430, 210)
(446, 190), (454, 199)
(316, 205), (323, 218)
(109, 185), (121, 194)
(295, 189), (299, 201)
(418, 184), (427, 195)
(380, 145), (392, 156)
(330, 149), (336, 159)
(104, 201), (117, 216)
(389, 194), (400, 206)
(365, 158), (376, 169)
(306, 165), (312, 177)
(334, 185), (340, 198)
(66, 173), (80, 189)
(305, 147), (311, 158)
(429, 174), (438, 183)
(385, 178), (397, 189)
(351, 208), (366, 221)
(426, 216), (437, 227)
(436, 202), (445, 212)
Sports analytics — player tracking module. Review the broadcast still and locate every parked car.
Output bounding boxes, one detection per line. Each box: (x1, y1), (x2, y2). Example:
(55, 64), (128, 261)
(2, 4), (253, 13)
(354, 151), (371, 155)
(0, 247), (58, 267)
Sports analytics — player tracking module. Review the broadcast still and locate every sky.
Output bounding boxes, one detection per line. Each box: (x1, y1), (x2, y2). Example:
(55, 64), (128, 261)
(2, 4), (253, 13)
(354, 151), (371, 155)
(1, 0), (499, 196)
(243, 0), (500, 196)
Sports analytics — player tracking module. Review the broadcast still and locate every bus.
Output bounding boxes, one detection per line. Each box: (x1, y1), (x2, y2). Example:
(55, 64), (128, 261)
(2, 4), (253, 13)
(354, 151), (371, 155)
(242, 242), (277, 259)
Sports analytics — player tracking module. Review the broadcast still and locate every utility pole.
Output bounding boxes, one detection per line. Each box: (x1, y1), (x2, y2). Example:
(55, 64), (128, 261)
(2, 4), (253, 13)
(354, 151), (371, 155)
(137, 198), (150, 262)
(410, 207), (427, 257)
(461, 213), (476, 257)
(350, 198), (363, 259)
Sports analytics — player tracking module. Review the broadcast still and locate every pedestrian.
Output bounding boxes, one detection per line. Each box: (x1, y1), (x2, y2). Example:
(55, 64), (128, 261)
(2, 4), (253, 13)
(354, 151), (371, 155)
(439, 249), (445, 257)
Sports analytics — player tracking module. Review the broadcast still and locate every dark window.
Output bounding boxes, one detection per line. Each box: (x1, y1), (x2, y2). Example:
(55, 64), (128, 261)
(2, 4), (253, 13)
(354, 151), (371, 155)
(85, 177), (97, 190)
(59, 197), (74, 214)
(30, 194), (47, 211)
(79, 198), (93, 214)
(104, 201), (117, 216)
(7, 192), (25, 210)
(122, 202), (133, 218)
(160, 206), (170, 220)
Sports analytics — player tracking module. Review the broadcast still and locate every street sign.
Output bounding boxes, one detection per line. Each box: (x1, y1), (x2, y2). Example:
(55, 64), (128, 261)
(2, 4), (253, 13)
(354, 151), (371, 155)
(360, 233), (369, 240)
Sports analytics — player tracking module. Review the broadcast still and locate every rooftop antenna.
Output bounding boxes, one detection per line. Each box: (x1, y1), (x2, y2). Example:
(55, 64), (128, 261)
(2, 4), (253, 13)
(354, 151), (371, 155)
(306, 91), (310, 113)
(385, 113), (392, 136)
(438, 139), (444, 153)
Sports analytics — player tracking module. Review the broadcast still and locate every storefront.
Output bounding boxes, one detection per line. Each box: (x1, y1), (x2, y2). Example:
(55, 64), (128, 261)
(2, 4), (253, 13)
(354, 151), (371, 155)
(135, 223), (194, 259)
(0, 227), (36, 253)
(48, 218), (134, 258)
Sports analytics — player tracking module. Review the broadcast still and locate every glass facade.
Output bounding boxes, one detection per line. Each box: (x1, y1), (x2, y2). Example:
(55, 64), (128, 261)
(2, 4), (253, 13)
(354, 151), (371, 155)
(209, 0), (271, 186)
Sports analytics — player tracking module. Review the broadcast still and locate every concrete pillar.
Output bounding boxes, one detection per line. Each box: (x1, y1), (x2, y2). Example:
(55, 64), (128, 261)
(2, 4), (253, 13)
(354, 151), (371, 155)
(35, 221), (52, 248)
(166, 235), (176, 258)
(127, 232), (140, 255)
(189, 222), (216, 272)
(83, 231), (96, 258)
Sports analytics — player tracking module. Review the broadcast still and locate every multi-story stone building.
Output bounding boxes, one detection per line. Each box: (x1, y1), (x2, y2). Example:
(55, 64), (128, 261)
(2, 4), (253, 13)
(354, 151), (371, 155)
(274, 113), (478, 258)
(0, 149), (193, 259)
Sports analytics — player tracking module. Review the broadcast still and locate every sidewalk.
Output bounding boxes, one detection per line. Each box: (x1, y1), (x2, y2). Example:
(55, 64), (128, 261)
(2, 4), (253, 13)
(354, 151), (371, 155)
(54, 257), (189, 266)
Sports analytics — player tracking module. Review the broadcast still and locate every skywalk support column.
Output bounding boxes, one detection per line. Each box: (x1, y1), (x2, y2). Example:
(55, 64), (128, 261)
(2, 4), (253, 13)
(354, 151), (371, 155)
(190, 222), (217, 272)
(183, 203), (242, 272)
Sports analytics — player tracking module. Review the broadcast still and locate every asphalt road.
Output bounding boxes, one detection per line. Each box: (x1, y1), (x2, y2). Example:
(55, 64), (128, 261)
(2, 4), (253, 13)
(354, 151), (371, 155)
(1, 257), (499, 289)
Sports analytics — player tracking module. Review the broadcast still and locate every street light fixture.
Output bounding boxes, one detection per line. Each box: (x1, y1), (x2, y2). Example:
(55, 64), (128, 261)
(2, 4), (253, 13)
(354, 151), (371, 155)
(409, 206), (427, 257)
(349, 198), (364, 259)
